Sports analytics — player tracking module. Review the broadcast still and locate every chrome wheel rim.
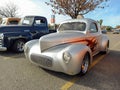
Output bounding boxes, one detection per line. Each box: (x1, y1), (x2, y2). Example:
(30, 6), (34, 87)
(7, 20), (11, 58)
(17, 41), (24, 52)
(81, 55), (89, 74)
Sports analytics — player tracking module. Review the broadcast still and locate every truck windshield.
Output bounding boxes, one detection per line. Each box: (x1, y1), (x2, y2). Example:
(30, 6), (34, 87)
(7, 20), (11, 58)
(58, 22), (86, 31)
(19, 17), (34, 25)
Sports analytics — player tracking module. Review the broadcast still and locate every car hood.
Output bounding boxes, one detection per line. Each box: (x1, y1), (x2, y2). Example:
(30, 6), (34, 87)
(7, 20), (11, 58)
(40, 32), (87, 52)
(0, 25), (31, 33)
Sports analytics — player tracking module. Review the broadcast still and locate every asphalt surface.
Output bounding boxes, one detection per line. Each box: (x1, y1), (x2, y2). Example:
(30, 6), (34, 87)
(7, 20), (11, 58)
(0, 33), (120, 90)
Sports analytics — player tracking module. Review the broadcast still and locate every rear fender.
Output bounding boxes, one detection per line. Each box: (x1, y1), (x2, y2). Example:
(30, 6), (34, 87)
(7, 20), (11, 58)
(100, 35), (109, 51)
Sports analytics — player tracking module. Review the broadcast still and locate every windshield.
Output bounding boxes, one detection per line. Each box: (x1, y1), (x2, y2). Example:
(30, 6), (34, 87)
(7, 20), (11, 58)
(19, 17), (34, 25)
(58, 22), (86, 31)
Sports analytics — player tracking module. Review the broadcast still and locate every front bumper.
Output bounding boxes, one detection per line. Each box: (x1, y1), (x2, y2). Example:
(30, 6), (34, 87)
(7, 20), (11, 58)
(29, 52), (80, 75)
(0, 46), (7, 51)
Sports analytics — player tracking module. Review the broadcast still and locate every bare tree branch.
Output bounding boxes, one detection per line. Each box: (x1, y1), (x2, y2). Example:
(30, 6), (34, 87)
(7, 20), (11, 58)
(0, 2), (19, 17)
(45, 0), (108, 19)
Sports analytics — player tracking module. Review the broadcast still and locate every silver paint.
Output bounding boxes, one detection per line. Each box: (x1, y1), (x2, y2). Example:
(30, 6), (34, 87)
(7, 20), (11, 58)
(24, 18), (109, 75)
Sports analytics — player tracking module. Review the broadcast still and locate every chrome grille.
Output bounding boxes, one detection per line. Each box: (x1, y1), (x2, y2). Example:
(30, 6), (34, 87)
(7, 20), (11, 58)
(31, 54), (52, 67)
(0, 39), (2, 46)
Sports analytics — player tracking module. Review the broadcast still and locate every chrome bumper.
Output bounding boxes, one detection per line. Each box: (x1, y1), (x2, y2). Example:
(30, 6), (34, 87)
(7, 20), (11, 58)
(0, 46), (7, 51)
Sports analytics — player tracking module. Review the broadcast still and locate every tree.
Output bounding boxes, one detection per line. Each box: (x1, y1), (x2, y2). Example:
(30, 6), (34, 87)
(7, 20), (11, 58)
(45, 0), (108, 19)
(98, 19), (103, 26)
(0, 2), (19, 17)
(106, 26), (112, 32)
(0, 17), (2, 24)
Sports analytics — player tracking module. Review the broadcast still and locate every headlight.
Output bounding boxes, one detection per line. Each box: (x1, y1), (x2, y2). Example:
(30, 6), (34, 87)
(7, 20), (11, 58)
(63, 52), (72, 64)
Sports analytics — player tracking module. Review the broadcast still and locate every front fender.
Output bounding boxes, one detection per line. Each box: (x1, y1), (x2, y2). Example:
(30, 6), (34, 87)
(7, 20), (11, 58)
(3, 32), (32, 48)
(63, 44), (92, 65)
(56, 43), (92, 75)
(45, 43), (92, 74)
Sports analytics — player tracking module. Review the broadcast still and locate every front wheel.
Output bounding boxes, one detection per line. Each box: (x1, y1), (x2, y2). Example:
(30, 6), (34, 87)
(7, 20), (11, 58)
(80, 53), (90, 75)
(12, 40), (25, 53)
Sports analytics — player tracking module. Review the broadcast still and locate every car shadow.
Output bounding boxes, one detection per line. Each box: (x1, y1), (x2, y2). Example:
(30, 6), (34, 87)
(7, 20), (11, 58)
(0, 50), (120, 90)
(40, 50), (120, 89)
(0, 51), (24, 58)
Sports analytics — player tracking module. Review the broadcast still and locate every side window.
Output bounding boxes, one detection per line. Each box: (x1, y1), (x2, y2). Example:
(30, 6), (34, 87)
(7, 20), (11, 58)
(34, 19), (45, 26)
(90, 23), (98, 33)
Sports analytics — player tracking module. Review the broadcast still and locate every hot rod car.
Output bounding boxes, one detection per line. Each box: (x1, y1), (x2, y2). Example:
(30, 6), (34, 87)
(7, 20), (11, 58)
(24, 18), (109, 75)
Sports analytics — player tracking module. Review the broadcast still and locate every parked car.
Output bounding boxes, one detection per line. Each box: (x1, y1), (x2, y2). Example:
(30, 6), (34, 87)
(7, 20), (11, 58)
(113, 29), (120, 34)
(102, 30), (107, 34)
(0, 17), (20, 25)
(0, 16), (56, 52)
(24, 18), (109, 75)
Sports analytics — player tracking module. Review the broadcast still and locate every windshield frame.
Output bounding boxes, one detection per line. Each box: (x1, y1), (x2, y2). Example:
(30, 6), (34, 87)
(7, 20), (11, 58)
(19, 16), (34, 26)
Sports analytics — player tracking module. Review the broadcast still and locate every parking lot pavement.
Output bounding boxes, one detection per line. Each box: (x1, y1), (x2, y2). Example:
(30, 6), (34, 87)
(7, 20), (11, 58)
(0, 33), (120, 90)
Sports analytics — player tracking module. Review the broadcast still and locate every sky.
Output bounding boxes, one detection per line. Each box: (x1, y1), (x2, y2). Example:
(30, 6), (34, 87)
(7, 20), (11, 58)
(0, 0), (120, 27)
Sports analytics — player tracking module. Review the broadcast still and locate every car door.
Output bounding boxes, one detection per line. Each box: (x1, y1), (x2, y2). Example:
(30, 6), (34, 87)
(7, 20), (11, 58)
(87, 22), (101, 55)
(32, 17), (49, 39)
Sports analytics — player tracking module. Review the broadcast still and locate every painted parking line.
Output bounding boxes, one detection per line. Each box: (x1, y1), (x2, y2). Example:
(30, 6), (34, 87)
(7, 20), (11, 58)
(61, 76), (79, 90)
(61, 54), (106, 90)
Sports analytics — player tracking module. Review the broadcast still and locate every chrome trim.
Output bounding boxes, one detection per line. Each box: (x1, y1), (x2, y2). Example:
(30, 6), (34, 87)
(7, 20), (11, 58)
(0, 47), (7, 51)
(31, 53), (53, 67)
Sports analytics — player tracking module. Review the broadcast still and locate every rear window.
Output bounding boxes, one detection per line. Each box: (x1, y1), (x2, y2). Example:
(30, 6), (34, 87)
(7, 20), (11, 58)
(8, 20), (19, 25)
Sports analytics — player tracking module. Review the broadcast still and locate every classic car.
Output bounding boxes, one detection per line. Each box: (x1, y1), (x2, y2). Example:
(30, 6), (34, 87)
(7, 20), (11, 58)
(24, 18), (109, 75)
(0, 16), (56, 52)
(0, 17), (21, 25)
(101, 30), (107, 34)
(113, 29), (120, 34)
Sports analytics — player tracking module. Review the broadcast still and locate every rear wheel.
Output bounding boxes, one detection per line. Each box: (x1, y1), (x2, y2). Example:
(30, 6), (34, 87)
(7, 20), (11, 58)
(12, 40), (25, 53)
(81, 53), (90, 75)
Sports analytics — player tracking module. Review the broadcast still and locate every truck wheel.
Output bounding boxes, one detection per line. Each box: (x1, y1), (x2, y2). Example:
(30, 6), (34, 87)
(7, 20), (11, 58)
(81, 53), (90, 75)
(13, 40), (25, 52)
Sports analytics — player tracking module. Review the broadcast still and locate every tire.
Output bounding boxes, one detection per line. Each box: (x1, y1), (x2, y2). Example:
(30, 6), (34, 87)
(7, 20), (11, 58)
(80, 53), (90, 75)
(12, 40), (25, 53)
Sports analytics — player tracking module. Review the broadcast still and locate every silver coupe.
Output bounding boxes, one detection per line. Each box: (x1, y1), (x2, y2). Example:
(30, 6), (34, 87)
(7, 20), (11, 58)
(24, 18), (109, 75)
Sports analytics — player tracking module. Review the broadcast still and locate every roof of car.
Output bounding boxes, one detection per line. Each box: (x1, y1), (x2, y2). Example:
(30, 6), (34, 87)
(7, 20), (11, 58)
(24, 16), (47, 19)
(61, 18), (96, 24)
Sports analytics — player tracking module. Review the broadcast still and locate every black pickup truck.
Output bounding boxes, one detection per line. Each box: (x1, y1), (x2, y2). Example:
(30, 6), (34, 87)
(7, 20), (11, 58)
(0, 16), (56, 52)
